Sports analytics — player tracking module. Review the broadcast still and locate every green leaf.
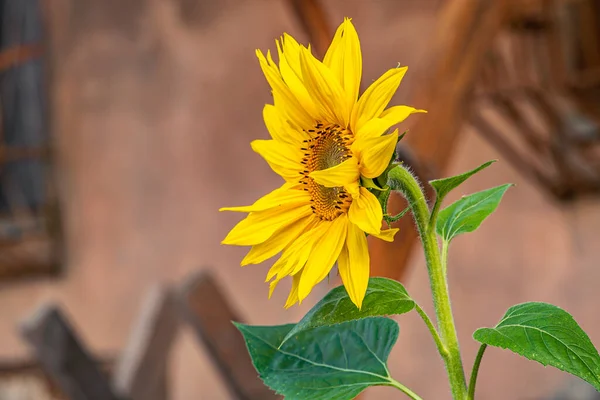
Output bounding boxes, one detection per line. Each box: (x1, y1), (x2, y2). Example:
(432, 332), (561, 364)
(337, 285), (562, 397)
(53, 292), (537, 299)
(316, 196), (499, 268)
(474, 302), (600, 391)
(429, 160), (495, 202)
(236, 317), (400, 400)
(436, 184), (511, 242)
(283, 277), (415, 343)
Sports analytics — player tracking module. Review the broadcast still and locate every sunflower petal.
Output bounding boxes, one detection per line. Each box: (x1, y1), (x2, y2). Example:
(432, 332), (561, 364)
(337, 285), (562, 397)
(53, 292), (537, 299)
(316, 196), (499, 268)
(338, 223), (370, 308)
(370, 227), (399, 242)
(276, 39), (317, 117)
(298, 215), (348, 302)
(222, 204), (312, 246)
(323, 18), (362, 109)
(308, 156), (359, 187)
(348, 187), (383, 235)
(265, 220), (328, 281)
(220, 184), (308, 213)
(268, 274), (284, 299)
(263, 105), (305, 145)
(284, 272), (302, 308)
(354, 130), (399, 179)
(281, 33), (303, 75)
(351, 66), (408, 133)
(357, 106), (426, 140)
(256, 49), (313, 129)
(241, 215), (315, 266)
(300, 47), (350, 127)
(251, 139), (302, 181)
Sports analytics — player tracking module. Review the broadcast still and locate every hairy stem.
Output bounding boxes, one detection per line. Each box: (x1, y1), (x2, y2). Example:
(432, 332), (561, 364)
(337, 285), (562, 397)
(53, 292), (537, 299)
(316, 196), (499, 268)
(415, 303), (448, 359)
(388, 165), (467, 399)
(428, 196), (442, 233)
(441, 239), (449, 276)
(467, 344), (487, 400)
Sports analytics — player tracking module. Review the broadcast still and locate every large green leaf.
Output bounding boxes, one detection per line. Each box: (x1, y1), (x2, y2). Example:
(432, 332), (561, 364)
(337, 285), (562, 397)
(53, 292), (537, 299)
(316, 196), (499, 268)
(474, 302), (600, 391)
(283, 277), (415, 343)
(429, 160), (495, 202)
(236, 317), (400, 400)
(436, 184), (511, 242)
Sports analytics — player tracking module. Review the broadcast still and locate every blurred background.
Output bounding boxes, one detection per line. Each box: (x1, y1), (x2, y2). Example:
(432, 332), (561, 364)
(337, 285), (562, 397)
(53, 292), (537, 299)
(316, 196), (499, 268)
(0, 0), (598, 399)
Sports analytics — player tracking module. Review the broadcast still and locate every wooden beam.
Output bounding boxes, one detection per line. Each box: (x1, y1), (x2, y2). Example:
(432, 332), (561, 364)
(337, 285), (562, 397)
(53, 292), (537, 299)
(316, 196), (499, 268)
(113, 286), (180, 400)
(20, 304), (120, 400)
(177, 271), (280, 400)
(286, 0), (331, 57)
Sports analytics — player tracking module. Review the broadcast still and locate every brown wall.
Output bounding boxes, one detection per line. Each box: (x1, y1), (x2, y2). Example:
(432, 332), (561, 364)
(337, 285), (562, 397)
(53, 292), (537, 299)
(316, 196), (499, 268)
(0, 0), (598, 399)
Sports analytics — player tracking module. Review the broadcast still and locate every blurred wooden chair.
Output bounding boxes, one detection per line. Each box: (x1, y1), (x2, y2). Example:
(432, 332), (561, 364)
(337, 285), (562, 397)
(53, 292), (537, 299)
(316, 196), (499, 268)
(19, 271), (279, 400)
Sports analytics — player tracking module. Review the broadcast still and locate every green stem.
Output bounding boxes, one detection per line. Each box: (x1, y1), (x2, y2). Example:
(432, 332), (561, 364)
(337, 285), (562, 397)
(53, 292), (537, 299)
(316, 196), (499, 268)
(414, 303), (448, 359)
(441, 239), (449, 276)
(428, 197), (442, 233)
(467, 344), (487, 400)
(388, 378), (424, 400)
(388, 166), (468, 399)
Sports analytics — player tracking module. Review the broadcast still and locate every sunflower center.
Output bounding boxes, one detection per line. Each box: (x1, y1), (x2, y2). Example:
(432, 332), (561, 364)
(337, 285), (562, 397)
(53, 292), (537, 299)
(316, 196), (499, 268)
(299, 123), (354, 221)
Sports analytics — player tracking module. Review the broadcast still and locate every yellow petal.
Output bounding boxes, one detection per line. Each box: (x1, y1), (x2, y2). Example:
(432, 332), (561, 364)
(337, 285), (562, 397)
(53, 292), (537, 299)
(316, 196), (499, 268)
(220, 184), (308, 213)
(308, 156), (359, 187)
(298, 215), (348, 302)
(284, 272), (302, 308)
(263, 105), (305, 145)
(370, 227), (399, 243)
(265, 220), (328, 281)
(351, 67), (408, 133)
(323, 18), (362, 108)
(348, 187), (383, 235)
(338, 223), (370, 308)
(241, 215), (315, 266)
(251, 139), (302, 181)
(357, 106), (426, 140)
(256, 49), (313, 129)
(299, 47), (350, 127)
(281, 33), (303, 75)
(222, 204), (312, 246)
(354, 130), (398, 179)
(344, 181), (360, 199)
(276, 39), (317, 118)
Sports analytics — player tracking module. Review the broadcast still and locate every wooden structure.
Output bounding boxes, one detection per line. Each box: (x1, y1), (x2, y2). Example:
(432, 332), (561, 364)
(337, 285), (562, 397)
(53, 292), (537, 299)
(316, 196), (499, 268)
(18, 272), (277, 400)
(472, 0), (600, 200)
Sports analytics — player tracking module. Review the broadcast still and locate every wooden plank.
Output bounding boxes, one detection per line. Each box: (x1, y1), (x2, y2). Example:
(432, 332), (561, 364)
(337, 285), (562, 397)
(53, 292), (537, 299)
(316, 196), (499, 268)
(177, 271), (279, 400)
(491, 93), (548, 153)
(470, 110), (563, 197)
(113, 286), (180, 400)
(0, 44), (42, 71)
(370, 0), (509, 279)
(20, 304), (120, 400)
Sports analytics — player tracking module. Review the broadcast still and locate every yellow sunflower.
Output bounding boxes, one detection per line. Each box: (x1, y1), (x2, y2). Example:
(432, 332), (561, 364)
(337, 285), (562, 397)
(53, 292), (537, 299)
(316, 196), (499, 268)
(221, 18), (424, 308)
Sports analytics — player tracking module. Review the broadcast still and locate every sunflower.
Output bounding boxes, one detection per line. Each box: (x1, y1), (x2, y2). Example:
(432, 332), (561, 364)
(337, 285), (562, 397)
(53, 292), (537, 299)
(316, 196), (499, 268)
(221, 18), (424, 308)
